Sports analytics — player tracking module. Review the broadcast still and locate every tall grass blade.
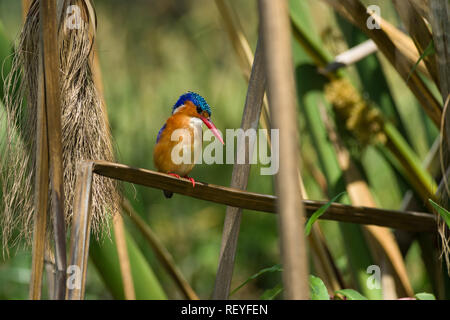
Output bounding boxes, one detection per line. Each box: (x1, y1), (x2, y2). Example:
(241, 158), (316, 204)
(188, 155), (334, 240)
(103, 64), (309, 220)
(305, 192), (345, 236)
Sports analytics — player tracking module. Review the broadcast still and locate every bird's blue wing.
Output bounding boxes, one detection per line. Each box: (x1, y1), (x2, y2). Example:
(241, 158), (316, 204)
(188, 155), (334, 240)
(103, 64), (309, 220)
(156, 123), (166, 143)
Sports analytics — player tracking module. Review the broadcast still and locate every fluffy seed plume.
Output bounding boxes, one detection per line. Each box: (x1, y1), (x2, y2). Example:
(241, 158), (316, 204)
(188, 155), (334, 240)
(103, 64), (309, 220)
(0, 0), (119, 250)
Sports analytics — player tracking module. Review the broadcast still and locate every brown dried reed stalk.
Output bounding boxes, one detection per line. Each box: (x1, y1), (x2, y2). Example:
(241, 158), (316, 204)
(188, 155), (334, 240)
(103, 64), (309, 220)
(0, 0), (119, 251)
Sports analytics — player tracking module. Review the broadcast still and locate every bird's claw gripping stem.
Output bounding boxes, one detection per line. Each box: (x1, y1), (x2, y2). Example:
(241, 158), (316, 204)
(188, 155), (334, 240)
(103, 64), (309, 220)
(185, 176), (196, 188)
(168, 173), (181, 179)
(167, 173), (195, 188)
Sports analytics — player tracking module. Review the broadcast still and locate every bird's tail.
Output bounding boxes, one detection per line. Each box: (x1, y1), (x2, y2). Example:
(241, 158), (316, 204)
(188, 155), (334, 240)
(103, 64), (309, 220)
(163, 190), (173, 198)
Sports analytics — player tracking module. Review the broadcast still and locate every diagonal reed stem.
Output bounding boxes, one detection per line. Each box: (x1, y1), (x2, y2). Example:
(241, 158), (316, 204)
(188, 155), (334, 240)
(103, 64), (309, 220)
(321, 106), (414, 297)
(216, 0), (343, 293)
(212, 37), (266, 299)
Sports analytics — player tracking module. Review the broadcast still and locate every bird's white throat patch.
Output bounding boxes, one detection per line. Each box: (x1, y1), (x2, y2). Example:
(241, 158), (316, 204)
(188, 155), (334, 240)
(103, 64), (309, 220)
(189, 117), (203, 129)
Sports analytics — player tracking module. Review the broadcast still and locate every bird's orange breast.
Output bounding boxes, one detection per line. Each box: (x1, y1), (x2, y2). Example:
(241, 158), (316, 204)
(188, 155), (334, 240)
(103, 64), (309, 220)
(153, 107), (202, 176)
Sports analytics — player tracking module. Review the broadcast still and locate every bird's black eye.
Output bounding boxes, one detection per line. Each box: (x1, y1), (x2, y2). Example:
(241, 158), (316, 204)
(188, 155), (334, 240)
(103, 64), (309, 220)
(196, 107), (202, 114)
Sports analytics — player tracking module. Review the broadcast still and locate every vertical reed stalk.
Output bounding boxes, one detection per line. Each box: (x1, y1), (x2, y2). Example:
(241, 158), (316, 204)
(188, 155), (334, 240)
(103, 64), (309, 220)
(29, 43), (48, 300)
(259, 0), (308, 299)
(40, 0), (67, 299)
(112, 215), (136, 300)
(67, 161), (94, 300)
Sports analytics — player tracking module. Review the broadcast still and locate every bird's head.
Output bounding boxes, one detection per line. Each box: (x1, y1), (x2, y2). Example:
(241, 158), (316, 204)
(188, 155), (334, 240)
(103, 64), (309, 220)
(172, 92), (224, 144)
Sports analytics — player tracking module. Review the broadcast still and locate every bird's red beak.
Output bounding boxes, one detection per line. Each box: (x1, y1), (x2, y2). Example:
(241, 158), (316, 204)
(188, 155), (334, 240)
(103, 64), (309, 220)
(201, 116), (224, 145)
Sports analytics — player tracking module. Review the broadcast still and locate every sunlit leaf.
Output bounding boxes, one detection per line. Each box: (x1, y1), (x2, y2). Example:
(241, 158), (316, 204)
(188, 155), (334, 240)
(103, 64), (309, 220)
(415, 292), (436, 300)
(335, 289), (368, 300)
(309, 275), (330, 300)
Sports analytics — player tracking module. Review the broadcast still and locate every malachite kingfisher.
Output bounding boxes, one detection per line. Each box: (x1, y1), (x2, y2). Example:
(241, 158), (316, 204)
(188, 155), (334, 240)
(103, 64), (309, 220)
(153, 92), (224, 198)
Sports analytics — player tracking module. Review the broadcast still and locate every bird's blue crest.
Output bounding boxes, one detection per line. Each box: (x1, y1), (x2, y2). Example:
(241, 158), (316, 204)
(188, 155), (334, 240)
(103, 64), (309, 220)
(172, 92), (211, 116)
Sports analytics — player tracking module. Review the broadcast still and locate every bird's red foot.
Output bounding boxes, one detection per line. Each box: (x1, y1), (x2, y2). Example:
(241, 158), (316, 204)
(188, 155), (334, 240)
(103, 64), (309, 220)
(168, 173), (181, 179)
(184, 176), (196, 188)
